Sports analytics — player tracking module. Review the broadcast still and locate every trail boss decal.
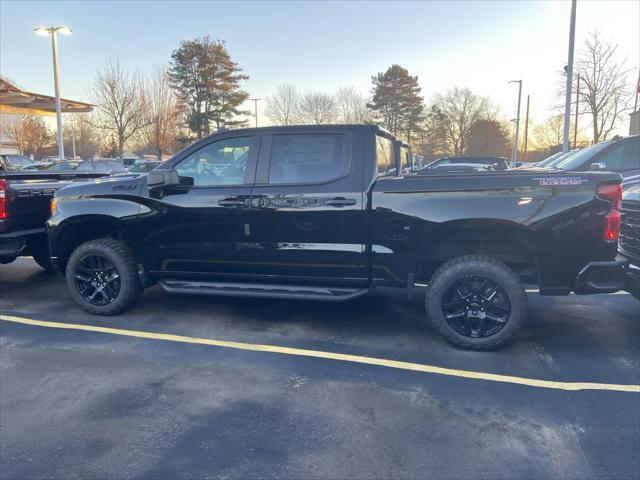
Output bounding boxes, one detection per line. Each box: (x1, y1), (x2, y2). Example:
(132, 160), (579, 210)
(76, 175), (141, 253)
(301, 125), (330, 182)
(534, 176), (588, 186)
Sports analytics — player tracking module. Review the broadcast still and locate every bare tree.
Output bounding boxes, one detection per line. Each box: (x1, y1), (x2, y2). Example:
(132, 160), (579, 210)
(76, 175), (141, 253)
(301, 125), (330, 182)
(264, 84), (300, 126)
(430, 87), (487, 156)
(89, 59), (149, 159)
(2, 115), (53, 159)
(530, 114), (588, 152)
(297, 91), (338, 125)
(335, 87), (372, 124)
(142, 66), (184, 160)
(574, 31), (634, 143)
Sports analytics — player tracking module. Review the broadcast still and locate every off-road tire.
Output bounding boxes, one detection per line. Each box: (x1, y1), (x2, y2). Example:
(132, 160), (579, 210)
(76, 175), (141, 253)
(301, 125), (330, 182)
(425, 255), (527, 351)
(66, 238), (142, 315)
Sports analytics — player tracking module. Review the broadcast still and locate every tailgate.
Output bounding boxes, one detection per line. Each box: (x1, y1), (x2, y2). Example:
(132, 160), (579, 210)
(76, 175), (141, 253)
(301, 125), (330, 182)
(1, 173), (105, 234)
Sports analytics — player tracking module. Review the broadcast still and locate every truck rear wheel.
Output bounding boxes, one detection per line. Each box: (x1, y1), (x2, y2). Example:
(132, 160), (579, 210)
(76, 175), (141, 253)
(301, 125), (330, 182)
(425, 255), (526, 351)
(65, 238), (142, 315)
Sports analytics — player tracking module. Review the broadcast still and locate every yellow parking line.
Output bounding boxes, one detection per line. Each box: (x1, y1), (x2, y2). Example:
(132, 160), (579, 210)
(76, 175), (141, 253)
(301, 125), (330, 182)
(1, 314), (639, 393)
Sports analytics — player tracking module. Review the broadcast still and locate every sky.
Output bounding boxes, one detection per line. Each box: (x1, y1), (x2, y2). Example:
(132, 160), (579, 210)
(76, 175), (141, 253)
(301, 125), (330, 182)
(1, 0), (639, 133)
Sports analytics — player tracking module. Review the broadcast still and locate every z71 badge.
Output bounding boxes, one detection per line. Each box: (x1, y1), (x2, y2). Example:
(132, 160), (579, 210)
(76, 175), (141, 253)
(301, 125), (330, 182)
(534, 176), (588, 186)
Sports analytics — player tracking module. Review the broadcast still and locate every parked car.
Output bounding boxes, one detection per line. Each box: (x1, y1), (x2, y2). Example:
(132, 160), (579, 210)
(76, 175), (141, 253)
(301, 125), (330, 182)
(520, 150), (576, 169)
(619, 183), (640, 299)
(0, 170), (107, 269)
(0, 154), (49, 172)
(128, 160), (162, 173)
(47, 125), (627, 350)
(554, 135), (639, 187)
(419, 162), (494, 173)
(39, 160), (82, 172)
(421, 156), (510, 172)
(76, 159), (127, 175)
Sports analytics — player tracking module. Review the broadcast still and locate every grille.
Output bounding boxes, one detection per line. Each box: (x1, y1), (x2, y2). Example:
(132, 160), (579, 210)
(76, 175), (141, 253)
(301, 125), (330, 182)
(620, 201), (640, 260)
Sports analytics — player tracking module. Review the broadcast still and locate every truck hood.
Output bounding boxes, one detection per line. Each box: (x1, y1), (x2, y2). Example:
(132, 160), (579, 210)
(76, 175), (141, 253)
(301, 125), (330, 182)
(54, 174), (145, 198)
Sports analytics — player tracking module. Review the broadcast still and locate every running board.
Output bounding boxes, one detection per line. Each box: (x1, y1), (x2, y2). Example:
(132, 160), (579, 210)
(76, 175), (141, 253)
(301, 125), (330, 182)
(159, 279), (369, 302)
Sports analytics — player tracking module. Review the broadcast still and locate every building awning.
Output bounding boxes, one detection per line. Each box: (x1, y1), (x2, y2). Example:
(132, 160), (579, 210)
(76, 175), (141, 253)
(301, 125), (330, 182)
(0, 78), (94, 116)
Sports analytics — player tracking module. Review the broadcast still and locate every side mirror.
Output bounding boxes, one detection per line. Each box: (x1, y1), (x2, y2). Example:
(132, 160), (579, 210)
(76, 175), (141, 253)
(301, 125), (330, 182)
(590, 162), (607, 172)
(147, 168), (180, 188)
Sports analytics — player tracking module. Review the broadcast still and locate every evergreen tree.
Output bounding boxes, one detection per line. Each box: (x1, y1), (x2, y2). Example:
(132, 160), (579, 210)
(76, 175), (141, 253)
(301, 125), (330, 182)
(368, 64), (424, 138)
(168, 36), (249, 138)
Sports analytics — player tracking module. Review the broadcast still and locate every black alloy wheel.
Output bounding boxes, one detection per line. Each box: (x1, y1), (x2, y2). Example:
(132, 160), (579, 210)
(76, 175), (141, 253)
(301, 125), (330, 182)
(441, 275), (511, 339)
(73, 254), (122, 306)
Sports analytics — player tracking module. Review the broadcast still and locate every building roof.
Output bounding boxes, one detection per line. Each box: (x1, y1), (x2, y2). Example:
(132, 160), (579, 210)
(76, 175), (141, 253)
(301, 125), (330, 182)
(0, 78), (94, 116)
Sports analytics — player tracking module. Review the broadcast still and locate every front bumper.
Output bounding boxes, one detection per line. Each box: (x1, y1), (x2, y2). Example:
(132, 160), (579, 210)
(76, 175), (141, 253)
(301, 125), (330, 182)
(573, 258), (629, 295)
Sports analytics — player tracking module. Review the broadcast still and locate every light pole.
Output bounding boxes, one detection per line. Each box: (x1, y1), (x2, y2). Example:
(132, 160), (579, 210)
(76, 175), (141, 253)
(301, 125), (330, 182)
(509, 80), (523, 166)
(34, 25), (72, 160)
(250, 98), (262, 128)
(562, 0), (577, 153)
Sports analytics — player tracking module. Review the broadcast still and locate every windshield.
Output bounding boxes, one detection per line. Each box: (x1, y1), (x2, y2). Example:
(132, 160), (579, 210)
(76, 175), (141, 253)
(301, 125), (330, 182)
(536, 152), (563, 167)
(554, 141), (611, 170)
(544, 150), (578, 169)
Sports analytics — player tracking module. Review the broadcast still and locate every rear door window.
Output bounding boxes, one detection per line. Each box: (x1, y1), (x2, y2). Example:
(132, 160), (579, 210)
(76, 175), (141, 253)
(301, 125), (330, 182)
(400, 146), (412, 175)
(268, 134), (349, 184)
(376, 135), (395, 177)
(620, 138), (640, 172)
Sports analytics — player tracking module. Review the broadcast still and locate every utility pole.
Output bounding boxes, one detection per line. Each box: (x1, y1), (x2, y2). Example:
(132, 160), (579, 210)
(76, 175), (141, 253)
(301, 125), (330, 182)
(71, 117), (77, 158)
(523, 95), (530, 163)
(562, 0), (577, 153)
(509, 80), (523, 166)
(573, 74), (580, 149)
(250, 98), (262, 128)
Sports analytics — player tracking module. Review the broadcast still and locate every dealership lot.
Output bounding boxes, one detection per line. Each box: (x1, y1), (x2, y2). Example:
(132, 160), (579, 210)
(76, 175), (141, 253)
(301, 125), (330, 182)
(1, 258), (639, 480)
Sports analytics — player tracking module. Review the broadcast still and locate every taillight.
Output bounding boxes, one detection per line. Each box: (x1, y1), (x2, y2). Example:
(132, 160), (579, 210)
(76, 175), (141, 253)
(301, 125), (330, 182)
(597, 183), (622, 241)
(0, 179), (7, 220)
(604, 210), (621, 241)
(597, 183), (622, 210)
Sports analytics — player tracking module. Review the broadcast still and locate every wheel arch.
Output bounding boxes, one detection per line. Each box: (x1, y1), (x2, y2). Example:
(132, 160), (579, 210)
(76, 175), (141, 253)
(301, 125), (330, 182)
(51, 214), (136, 274)
(415, 218), (539, 284)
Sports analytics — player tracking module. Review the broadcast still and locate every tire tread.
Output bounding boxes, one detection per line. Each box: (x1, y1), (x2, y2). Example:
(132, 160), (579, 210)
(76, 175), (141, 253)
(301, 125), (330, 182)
(425, 254), (526, 351)
(66, 238), (142, 315)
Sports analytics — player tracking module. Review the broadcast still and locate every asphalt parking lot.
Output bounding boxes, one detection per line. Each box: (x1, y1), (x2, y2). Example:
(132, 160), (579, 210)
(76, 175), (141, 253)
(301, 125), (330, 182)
(1, 257), (639, 480)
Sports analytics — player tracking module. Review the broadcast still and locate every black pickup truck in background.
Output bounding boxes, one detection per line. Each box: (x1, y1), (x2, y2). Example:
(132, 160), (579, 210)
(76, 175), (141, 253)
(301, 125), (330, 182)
(47, 125), (628, 350)
(0, 171), (106, 269)
(619, 183), (640, 299)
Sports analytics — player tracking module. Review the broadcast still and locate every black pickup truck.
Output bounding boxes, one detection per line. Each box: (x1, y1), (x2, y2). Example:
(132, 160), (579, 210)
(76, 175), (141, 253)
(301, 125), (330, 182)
(47, 125), (628, 350)
(0, 171), (105, 268)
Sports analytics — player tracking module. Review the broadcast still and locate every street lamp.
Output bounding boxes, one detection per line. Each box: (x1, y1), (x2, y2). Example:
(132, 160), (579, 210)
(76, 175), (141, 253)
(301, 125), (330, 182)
(34, 25), (72, 160)
(508, 80), (523, 167)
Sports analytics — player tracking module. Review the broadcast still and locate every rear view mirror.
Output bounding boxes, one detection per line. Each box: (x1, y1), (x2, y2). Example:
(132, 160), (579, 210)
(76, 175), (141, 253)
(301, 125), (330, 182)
(590, 162), (607, 172)
(147, 169), (180, 188)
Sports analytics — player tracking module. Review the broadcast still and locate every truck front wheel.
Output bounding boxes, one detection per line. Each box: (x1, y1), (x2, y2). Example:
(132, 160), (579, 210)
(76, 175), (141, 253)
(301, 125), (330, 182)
(65, 238), (142, 315)
(425, 255), (527, 351)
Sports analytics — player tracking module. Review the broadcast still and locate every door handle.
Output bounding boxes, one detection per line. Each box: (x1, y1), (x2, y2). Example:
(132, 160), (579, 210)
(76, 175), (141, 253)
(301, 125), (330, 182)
(325, 197), (357, 207)
(219, 198), (246, 207)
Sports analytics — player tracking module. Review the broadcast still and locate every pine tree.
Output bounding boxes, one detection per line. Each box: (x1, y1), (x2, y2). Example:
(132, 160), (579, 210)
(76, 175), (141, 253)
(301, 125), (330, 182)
(368, 64), (424, 138)
(168, 36), (249, 138)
